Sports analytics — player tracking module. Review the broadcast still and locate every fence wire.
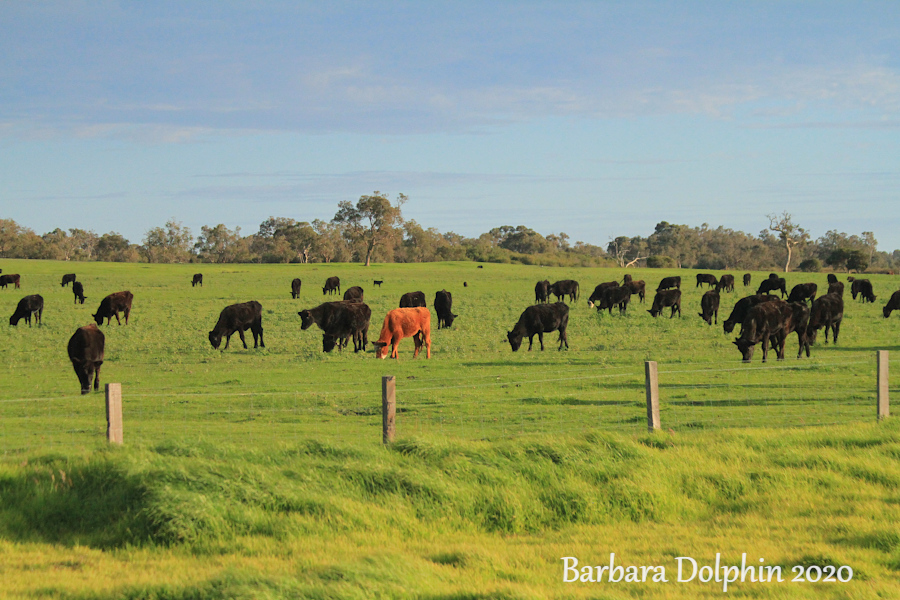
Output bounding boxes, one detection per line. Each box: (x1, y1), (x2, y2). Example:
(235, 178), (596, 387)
(0, 357), (895, 454)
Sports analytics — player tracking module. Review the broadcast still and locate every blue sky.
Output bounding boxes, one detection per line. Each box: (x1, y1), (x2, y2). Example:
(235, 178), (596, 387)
(2, 2), (899, 250)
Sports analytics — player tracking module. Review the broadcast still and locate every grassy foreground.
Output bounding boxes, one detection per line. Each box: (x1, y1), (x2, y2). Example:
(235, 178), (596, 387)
(1, 424), (900, 599)
(0, 259), (899, 598)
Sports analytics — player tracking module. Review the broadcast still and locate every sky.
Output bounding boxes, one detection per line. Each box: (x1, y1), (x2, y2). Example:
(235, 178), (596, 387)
(1, 2), (899, 251)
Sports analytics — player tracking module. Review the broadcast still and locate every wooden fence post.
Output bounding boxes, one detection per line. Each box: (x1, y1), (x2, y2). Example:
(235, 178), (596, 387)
(105, 383), (123, 444)
(645, 361), (660, 432)
(877, 351), (889, 421)
(382, 376), (396, 444)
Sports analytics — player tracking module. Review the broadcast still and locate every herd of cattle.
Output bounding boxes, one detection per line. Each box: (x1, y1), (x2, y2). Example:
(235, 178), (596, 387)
(519, 271), (890, 363)
(3, 268), (899, 394)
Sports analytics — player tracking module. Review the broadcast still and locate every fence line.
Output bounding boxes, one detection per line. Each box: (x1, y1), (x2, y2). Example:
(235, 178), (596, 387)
(0, 354), (895, 453)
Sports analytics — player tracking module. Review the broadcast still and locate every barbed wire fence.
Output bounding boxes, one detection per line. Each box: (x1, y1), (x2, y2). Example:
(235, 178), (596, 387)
(0, 353), (895, 455)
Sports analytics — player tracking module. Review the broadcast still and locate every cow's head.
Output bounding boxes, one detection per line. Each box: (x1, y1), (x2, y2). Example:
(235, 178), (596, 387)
(647, 309), (659, 318)
(208, 330), (222, 350)
(92, 312), (103, 326)
(444, 313), (458, 328)
(733, 338), (755, 362)
(298, 310), (315, 330)
(699, 312), (711, 325)
(372, 341), (389, 359)
(507, 331), (523, 351)
(323, 335), (337, 352)
(587, 300), (595, 309)
(722, 320), (736, 334)
(884, 306), (893, 318)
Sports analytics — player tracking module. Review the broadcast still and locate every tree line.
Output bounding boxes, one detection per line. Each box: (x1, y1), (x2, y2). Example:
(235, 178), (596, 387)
(1, 195), (897, 272)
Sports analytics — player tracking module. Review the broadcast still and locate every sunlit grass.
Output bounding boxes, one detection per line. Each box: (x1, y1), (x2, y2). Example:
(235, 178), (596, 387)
(0, 259), (899, 598)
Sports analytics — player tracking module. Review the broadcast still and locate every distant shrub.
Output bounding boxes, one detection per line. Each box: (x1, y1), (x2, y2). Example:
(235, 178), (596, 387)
(646, 255), (676, 268)
(798, 258), (821, 272)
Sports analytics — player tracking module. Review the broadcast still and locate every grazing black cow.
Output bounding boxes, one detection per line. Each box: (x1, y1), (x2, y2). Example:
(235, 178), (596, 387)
(648, 289), (682, 318)
(208, 301), (265, 350)
(807, 293), (843, 345)
(72, 281), (86, 304)
(0, 274), (21, 289)
(595, 285), (631, 315)
(93, 291), (133, 326)
(656, 276), (681, 291)
(399, 291), (427, 308)
(291, 278), (302, 299)
(757, 277), (787, 298)
(716, 274), (735, 293)
(549, 280), (579, 303)
(883, 291), (900, 318)
(534, 280), (550, 303)
(626, 279), (646, 303)
(722, 294), (778, 334)
(696, 273), (718, 288)
(827, 273), (838, 285)
(322, 276), (341, 296)
(373, 280), (384, 287)
(434, 290), (457, 329)
(463, 282), (468, 287)
(786, 283), (817, 304)
(699, 290), (719, 325)
(299, 301), (371, 352)
(9, 295), (43, 326)
(507, 303), (569, 351)
(784, 301), (811, 359)
(743, 273), (751, 287)
(828, 281), (844, 297)
(850, 279), (876, 303)
(343, 286), (364, 302)
(587, 281), (619, 309)
(192, 273), (203, 287)
(67, 324), (105, 395)
(732, 301), (786, 362)
(61, 273), (76, 287)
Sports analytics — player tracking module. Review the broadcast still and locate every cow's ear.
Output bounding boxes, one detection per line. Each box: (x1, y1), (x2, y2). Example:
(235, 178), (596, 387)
(373, 341), (386, 348)
(732, 340), (739, 345)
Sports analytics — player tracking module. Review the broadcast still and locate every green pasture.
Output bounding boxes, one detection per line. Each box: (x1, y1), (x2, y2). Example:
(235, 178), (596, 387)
(1, 259), (899, 598)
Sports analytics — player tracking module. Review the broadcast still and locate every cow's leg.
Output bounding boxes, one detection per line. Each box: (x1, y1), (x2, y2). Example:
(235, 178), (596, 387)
(237, 329), (248, 349)
(93, 362), (102, 391)
(537, 332), (545, 351)
(832, 322), (840, 344)
(114, 311), (122, 325)
(124, 307), (130, 325)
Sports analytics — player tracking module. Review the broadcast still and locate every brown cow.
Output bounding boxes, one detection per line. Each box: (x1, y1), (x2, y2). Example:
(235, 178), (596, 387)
(372, 307), (432, 359)
(534, 280), (550, 303)
(9, 295), (43, 326)
(0, 274), (21, 289)
(648, 289), (681, 318)
(67, 324), (105, 394)
(884, 291), (900, 318)
(722, 294), (778, 334)
(93, 291), (133, 326)
(343, 286), (364, 302)
(209, 301), (264, 350)
(699, 290), (719, 325)
(733, 301), (786, 362)
(72, 281), (86, 304)
(399, 291), (426, 308)
(807, 293), (843, 345)
(323, 276), (341, 296)
(696, 273), (718, 288)
(716, 274), (735, 293)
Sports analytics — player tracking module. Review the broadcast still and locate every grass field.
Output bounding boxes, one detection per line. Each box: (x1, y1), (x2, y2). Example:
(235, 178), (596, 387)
(1, 258), (899, 598)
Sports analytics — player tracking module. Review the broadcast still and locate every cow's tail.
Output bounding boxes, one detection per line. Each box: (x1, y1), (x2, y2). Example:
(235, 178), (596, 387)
(575, 284), (579, 301)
